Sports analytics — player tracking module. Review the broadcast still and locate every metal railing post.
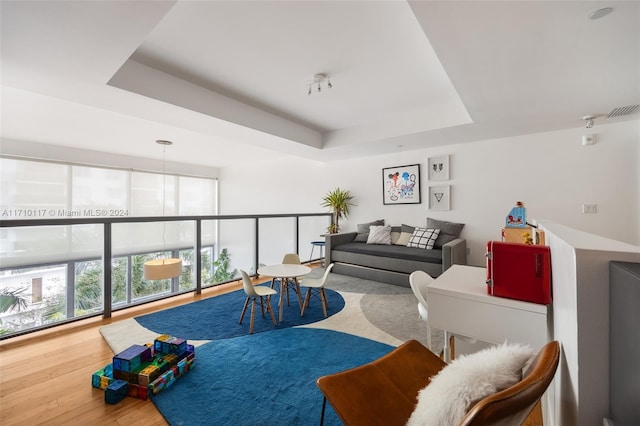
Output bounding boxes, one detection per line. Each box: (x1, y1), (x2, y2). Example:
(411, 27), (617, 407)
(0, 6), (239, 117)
(103, 222), (112, 319)
(195, 219), (202, 294)
(254, 217), (260, 277)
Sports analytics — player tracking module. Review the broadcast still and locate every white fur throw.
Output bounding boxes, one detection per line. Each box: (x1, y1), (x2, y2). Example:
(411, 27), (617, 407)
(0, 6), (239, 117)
(406, 342), (534, 426)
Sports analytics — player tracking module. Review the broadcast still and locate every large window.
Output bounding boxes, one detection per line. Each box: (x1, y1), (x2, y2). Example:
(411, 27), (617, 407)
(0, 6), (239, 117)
(0, 157), (217, 336)
(0, 158), (217, 266)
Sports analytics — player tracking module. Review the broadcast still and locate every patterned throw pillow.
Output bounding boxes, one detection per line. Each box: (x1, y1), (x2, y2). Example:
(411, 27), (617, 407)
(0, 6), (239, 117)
(354, 219), (385, 242)
(366, 225), (392, 245)
(407, 227), (440, 250)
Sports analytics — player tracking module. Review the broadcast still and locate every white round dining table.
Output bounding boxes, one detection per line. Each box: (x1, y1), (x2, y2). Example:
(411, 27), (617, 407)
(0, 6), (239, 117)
(258, 264), (311, 322)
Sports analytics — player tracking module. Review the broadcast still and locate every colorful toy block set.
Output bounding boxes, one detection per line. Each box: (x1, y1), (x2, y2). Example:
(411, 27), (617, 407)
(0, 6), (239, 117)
(92, 334), (195, 404)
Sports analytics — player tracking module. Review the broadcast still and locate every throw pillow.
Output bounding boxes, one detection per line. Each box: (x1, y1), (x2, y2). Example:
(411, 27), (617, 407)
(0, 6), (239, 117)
(366, 225), (392, 245)
(390, 231), (400, 244)
(353, 219), (385, 242)
(394, 224), (415, 246)
(406, 343), (534, 426)
(427, 217), (465, 248)
(407, 227), (440, 250)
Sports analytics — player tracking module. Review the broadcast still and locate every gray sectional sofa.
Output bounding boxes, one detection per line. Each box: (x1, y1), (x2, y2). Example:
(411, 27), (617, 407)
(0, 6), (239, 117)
(325, 219), (467, 287)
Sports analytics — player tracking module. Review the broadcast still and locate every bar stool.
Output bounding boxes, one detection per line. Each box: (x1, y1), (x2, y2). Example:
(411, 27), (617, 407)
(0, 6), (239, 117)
(310, 241), (325, 266)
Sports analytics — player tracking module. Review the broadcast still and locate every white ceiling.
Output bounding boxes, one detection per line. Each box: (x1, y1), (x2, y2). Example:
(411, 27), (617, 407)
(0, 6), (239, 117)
(1, 1), (638, 168)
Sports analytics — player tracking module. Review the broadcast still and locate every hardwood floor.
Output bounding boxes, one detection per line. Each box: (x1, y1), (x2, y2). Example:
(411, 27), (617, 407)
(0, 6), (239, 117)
(0, 279), (247, 426)
(0, 266), (542, 425)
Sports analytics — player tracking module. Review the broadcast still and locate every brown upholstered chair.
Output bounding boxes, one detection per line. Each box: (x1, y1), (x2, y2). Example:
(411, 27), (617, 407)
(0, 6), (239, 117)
(316, 339), (560, 426)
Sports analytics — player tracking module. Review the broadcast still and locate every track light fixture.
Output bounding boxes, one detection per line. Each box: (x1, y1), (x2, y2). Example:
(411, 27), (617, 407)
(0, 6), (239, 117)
(582, 115), (601, 129)
(308, 73), (332, 95)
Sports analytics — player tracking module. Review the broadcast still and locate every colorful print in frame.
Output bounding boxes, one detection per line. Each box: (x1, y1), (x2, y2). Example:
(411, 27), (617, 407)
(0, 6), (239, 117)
(382, 164), (421, 205)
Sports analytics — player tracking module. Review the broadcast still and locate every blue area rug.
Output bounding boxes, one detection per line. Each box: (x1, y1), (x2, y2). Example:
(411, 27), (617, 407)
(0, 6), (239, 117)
(135, 287), (345, 340)
(151, 328), (393, 425)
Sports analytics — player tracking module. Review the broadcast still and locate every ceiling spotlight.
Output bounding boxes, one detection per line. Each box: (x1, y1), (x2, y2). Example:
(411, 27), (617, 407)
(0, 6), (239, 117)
(582, 115), (600, 128)
(308, 73), (332, 96)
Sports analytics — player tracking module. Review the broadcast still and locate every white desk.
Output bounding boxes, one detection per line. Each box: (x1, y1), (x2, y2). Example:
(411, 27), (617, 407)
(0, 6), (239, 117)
(427, 265), (551, 355)
(258, 264), (311, 322)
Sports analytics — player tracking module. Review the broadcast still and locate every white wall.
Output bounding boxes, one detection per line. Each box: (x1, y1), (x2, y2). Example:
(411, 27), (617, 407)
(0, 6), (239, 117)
(542, 221), (640, 426)
(220, 120), (640, 266)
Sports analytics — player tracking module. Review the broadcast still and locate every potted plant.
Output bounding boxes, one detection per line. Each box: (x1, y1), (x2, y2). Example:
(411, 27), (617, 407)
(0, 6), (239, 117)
(321, 188), (355, 233)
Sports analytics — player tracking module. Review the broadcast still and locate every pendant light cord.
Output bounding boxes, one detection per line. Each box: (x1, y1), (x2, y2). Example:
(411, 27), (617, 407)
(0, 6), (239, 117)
(162, 144), (167, 262)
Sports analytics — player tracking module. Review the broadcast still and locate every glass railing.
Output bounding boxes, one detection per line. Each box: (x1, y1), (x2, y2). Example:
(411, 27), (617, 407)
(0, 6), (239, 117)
(0, 213), (331, 339)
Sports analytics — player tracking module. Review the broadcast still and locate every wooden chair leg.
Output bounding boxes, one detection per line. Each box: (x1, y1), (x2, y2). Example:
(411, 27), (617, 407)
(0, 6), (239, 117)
(294, 278), (304, 313)
(266, 297), (277, 326)
(249, 299), (256, 334)
(239, 297), (250, 324)
(450, 334), (456, 360)
(301, 289), (311, 316)
(320, 288), (328, 317)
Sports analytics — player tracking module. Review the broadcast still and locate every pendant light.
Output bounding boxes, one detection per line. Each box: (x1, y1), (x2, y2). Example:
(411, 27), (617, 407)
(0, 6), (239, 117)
(143, 140), (183, 280)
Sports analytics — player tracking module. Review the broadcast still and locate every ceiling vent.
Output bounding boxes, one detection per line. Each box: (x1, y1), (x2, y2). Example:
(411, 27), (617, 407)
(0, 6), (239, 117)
(607, 105), (639, 118)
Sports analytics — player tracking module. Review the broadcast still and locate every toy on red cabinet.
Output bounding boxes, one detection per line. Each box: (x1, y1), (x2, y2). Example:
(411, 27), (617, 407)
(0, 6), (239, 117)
(505, 201), (527, 228)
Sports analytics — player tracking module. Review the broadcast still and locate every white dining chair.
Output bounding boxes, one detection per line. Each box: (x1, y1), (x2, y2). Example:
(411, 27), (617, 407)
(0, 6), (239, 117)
(279, 253), (302, 306)
(299, 263), (334, 317)
(409, 270), (434, 349)
(239, 270), (278, 334)
(409, 270), (476, 361)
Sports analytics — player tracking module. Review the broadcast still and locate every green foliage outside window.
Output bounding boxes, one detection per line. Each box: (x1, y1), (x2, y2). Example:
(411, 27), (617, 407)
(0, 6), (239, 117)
(211, 248), (238, 284)
(0, 246), (236, 336)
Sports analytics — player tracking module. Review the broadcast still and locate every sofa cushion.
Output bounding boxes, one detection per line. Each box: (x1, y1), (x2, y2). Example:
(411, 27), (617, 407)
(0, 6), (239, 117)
(367, 225), (392, 245)
(332, 242), (443, 264)
(354, 219), (385, 242)
(408, 227), (440, 250)
(395, 224), (415, 246)
(427, 217), (465, 248)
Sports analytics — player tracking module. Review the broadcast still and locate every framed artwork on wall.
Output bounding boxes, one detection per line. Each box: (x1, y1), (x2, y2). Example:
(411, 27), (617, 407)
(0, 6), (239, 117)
(428, 155), (450, 181)
(382, 164), (421, 205)
(428, 185), (450, 210)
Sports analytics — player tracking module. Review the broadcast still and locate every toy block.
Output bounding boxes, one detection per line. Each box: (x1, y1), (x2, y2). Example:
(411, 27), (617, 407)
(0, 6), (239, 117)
(126, 383), (149, 400)
(113, 369), (136, 383)
(162, 353), (179, 364)
(137, 365), (160, 387)
(176, 358), (186, 375)
(105, 380), (129, 404)
(154, 335), (187, 355)
(95, 335), (194, 403)
(149, 369), (174, 395)
(148, 350), (195, 396)
(113, 344), (152, 373)
(91, 364), (114, 389)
